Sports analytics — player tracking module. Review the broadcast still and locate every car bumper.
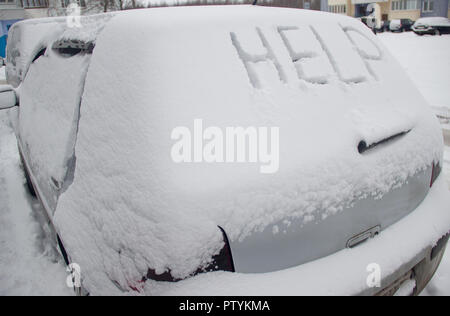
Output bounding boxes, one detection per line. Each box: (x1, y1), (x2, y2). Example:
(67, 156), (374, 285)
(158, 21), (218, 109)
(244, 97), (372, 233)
(412, 27), (434, 34)
(148, 175), (450, 296)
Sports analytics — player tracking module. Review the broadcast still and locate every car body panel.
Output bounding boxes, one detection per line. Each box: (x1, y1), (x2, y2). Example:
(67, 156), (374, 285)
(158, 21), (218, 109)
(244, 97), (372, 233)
(231, 165), (432, 272)
(17, 48), (91, 214)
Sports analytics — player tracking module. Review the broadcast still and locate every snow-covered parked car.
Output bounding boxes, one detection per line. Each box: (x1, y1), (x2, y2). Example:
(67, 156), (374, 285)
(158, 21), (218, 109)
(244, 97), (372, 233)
(389, 19), (401, 32)
(412, 17), (450, 36)
(389, 19), (414, 32)
(1, 6), (450, 296)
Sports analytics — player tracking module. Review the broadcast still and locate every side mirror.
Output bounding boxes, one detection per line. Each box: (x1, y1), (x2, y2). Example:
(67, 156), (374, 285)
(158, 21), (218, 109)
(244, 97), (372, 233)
(0, 85), (18, 110)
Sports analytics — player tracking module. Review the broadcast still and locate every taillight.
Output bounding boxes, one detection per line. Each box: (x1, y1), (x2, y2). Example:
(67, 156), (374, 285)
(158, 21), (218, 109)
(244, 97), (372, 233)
(430, 161), (442, 187)
(203, 226), (235, 273)
(139, 226), (235, 286)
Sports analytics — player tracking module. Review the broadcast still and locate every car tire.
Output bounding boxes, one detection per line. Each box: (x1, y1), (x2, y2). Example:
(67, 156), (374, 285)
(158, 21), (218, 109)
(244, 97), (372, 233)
(434, 29), (440, 36)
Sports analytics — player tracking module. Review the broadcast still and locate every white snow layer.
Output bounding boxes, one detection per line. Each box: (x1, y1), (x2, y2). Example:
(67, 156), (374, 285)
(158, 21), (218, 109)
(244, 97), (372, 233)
(377, 32), (450, 111)
(5, 14), (112, 87)
(18, 50), (91, 211)
(0, 109), (73, 296)
(0, 67), (5, 82)
(47, 6), (445, 294)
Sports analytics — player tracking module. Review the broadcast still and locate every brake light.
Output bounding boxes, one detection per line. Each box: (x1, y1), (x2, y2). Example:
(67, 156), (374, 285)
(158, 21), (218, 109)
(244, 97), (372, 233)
(136, 226), (235, 287)
(205, 226), (235, 273)
(430, 161), (442, 187)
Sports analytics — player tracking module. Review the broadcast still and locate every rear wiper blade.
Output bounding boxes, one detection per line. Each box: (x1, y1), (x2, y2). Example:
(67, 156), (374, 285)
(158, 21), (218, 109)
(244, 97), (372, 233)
(358, 130), (411, 154)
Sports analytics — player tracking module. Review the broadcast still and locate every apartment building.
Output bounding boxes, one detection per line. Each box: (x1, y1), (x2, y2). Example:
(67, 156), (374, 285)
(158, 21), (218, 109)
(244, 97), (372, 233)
(0, 0), (111, 57)
(327, 0), (449, 20)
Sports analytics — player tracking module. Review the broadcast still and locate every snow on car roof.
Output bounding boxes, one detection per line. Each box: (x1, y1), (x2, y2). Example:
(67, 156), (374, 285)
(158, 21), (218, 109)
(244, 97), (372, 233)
(415, 17), (450, 26)
(50, 6), (442, 294)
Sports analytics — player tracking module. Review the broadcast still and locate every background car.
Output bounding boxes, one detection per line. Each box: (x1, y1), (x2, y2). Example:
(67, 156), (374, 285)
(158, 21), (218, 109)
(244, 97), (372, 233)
(390, 19), (414, 32)
(412, 17), (450, 36)
(381, 20), (391, 32)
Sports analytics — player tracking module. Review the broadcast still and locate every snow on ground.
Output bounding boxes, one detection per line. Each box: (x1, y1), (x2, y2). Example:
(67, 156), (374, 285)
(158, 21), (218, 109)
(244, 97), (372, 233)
(377, 32), (450, 111)
(0, 66), (5, 84)
(0, 109), (73, 296)
(445, 146), (450, 189)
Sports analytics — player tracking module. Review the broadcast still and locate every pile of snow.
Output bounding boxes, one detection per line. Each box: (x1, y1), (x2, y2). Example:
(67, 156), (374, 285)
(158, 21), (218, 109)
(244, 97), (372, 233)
(0, 109), (72, 296)
(377, 32), (450, 111)
(47, 6), (444, 294)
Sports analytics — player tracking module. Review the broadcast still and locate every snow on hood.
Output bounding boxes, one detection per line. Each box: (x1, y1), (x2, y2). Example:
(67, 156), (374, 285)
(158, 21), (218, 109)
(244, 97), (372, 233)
(53, 6), (443, 294)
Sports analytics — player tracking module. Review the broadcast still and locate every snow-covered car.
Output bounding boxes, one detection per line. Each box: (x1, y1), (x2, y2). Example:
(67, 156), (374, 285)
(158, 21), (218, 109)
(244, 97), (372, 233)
(412, 17), (450, 36)
(1, 6), (450, 296)
(389, 19), (401, 32)
(389, 19), (414, 32)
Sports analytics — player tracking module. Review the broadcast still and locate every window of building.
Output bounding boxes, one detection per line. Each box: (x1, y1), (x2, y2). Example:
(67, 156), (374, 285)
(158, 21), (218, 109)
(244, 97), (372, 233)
(60, 0), (86, 7)
(422, 0), (434, 12)
(0, 0), (16, 4)
(329, 4), (346, 14)
(391, 0), (419, 11)
(22, 0), (49, 8)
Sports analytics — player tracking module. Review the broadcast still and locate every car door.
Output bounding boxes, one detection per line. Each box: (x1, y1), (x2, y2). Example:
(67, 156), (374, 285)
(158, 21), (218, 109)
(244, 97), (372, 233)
(18, 43), (92, 216)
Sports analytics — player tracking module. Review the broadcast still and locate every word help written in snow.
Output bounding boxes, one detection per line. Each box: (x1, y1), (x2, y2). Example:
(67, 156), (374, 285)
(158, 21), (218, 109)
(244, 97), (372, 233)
(171, 119), (279, 174)
(231, 24), (383, 88)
